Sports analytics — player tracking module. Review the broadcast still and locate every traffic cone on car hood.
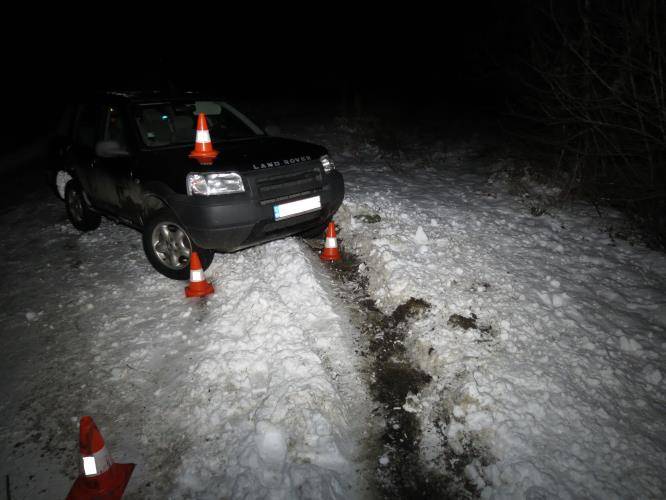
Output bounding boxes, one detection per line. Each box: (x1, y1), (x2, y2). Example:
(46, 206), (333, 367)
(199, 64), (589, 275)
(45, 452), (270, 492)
(185, 251), (215, 298)
(66, 416), (135, 500)
(320, 222), (342, 261)
(189, 113), (219, 165)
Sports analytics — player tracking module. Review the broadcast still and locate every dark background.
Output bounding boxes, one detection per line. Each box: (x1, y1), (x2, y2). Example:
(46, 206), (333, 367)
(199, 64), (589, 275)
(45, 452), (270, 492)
(2, 3), (532, 150)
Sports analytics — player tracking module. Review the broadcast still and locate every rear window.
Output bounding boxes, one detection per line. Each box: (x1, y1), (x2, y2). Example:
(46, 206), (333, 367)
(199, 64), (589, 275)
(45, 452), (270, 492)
(134, 100), (261, 147)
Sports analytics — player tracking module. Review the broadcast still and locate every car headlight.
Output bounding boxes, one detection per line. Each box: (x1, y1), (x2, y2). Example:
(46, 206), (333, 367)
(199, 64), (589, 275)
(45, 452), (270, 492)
(320, 154), (335, 172)
(186, 172), (245, 196)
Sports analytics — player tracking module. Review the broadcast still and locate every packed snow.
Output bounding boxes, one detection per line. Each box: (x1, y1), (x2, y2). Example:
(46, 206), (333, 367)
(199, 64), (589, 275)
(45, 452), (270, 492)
(1, 118), (665, 499)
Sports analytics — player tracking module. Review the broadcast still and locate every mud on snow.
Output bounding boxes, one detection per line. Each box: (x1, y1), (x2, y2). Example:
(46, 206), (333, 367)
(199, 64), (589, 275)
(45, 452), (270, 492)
(305, 231), (489, 499)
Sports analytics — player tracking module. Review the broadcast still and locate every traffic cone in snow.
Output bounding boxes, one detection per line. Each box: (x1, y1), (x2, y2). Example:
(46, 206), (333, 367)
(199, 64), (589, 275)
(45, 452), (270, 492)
(66, 416), (135, 500)
(189, 113), (219, 164)
(185, 251), (215, 298)
(320, 222), (342, 262)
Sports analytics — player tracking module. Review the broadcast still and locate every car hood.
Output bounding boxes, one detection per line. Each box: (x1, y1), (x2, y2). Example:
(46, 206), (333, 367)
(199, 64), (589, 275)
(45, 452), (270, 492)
(143, 136), (327, 173)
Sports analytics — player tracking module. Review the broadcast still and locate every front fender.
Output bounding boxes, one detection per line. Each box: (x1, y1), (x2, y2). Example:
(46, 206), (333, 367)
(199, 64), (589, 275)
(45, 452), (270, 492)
(140, 181), (176, 224)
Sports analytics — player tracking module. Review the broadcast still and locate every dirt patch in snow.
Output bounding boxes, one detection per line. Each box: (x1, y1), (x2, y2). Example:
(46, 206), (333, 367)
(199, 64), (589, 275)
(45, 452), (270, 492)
(353, 213), (382, 224)
(448, 314), (494, 342)
(447, 313), (479, 331)
(312, 243), (482, 498)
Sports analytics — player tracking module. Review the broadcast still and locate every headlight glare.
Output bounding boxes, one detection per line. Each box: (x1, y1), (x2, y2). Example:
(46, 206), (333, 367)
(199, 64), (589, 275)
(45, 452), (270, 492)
(187, 172), (245, 195)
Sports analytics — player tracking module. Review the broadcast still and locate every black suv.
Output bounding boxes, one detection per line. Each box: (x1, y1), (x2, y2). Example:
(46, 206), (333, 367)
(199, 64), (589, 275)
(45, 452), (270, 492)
(52, 92), (344, 279)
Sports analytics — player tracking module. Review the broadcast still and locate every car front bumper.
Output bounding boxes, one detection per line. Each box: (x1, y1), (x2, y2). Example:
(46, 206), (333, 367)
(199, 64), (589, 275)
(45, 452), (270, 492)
(167, 171), (344, 251)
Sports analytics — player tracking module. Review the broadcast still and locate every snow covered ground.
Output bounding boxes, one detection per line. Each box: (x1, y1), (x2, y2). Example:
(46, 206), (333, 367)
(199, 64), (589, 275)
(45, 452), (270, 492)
(300, 120), (666, 498)
(0, 194), (373, 498)
(1, 119), (665, 499)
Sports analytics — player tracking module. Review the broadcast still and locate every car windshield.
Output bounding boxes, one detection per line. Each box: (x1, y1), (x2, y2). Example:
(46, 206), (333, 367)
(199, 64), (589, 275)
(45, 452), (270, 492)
(134, 100), (262, 147)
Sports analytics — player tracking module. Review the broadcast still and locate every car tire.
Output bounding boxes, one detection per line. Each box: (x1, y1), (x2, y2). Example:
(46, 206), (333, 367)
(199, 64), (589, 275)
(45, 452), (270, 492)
(142, 208), (214, 280)
(65, 180), (101, 231)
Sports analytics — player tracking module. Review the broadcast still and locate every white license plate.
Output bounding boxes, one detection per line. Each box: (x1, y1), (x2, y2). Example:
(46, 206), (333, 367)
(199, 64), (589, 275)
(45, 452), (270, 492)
(273, 196), (321, 220)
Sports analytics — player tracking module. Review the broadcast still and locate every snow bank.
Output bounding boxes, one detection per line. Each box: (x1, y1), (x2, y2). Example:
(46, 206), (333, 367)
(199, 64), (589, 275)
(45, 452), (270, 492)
(169, 241), (369, 498)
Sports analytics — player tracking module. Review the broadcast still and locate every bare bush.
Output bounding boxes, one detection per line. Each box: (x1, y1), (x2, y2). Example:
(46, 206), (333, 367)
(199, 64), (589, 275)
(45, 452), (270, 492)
(519, 0), (666, 244)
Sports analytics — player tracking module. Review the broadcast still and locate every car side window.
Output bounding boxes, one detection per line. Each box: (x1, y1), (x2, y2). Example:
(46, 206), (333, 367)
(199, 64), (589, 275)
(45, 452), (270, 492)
(103, 106), (128, 148)
(75, 104), (99, 150)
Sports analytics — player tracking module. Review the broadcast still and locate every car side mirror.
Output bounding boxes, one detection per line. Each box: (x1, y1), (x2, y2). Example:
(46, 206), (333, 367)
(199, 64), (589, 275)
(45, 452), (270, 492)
(95, 140), (130, 158)
(264, 124), (281, 136)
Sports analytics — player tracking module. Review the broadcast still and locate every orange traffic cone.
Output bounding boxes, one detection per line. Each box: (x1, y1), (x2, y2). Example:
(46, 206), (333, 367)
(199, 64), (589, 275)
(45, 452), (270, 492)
(189, 113), (219, 164)
(66, 416), (135, 500)
(185, 251), (215, 298)
(320, 222), (342, 261)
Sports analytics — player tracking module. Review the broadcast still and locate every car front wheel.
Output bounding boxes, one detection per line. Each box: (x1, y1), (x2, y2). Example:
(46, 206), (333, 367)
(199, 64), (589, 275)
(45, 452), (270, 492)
(142, 208), (214, 280)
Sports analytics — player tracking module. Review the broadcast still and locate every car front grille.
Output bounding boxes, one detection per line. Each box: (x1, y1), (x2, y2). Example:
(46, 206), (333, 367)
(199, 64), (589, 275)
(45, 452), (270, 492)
(254, 163), (323, 204)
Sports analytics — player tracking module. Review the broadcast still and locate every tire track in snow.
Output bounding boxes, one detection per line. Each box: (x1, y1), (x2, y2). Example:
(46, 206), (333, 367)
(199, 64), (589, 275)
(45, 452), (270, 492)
(309, 239), (479, 499)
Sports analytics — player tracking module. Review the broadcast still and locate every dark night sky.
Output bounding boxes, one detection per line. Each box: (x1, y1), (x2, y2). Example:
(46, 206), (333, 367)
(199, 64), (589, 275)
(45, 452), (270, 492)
(4, 3), (533, 146)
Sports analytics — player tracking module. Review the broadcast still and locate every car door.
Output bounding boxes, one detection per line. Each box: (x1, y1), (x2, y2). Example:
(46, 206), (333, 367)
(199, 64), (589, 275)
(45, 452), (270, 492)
(93, 104), (141, 220)
(103, 106), (143, 223)
(71, 102), (126, 213)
